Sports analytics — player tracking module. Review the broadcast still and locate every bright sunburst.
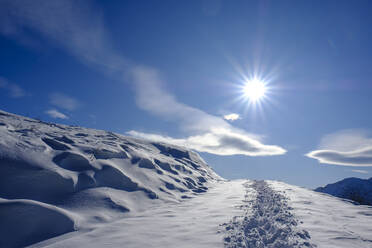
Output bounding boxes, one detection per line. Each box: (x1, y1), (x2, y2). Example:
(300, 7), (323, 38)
(243, 78), (267, 102)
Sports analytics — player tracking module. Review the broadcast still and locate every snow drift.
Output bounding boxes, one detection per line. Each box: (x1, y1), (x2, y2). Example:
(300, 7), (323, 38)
(315, 177), (372, 206)
(0, 199), (76, 248)
(0, 110), (220, 247)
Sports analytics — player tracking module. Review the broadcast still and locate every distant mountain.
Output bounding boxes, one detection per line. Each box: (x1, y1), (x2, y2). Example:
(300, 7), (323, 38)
(315, 177), (372, 205)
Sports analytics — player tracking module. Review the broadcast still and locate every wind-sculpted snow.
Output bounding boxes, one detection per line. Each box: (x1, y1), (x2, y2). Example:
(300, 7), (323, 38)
(0, 199), (76, 248)
(0, 110), (220, 247)
(222, 181), (315, 248)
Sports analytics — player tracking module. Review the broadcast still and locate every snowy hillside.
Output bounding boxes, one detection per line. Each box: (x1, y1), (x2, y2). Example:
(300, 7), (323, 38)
(0, 110), (220, 247)
(28, 180), (372, 248)
(315, 177), (372, 206)
(1, 110), (372, 248)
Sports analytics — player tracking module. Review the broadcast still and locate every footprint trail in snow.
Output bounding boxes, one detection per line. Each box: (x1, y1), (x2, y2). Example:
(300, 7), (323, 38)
(222, 180), (316, 248)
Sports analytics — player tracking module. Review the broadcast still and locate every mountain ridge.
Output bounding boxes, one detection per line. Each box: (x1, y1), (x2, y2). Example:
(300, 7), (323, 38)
(315, 177), (372, 206)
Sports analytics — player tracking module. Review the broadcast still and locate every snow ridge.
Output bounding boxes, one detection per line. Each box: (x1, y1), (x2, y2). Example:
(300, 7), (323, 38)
(222, 180), (315, 248)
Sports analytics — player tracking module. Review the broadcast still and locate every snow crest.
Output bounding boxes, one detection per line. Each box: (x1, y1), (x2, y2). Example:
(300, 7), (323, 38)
(222, 180), (315, 248)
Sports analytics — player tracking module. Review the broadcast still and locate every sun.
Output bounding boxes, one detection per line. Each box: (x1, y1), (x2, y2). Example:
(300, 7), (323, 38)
(243, 78), (267, 102)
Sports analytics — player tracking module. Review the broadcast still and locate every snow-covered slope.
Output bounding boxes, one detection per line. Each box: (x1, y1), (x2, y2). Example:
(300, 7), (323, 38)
(2, 110), (372, 248)
(28, 180), (372, 248)
(315, 177), (372, 206)
(269, 181), (372, 248)
(0, 110), (220, 247)
(222, 180), (372, 248)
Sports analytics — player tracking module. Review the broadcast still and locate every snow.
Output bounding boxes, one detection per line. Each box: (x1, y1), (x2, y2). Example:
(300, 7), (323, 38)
(0, 198), (76, 248)
(270, 181), (372, 248)
(1, 109), (372, 248)
(0, 110), (220, 247)
(222, 181), (315, 247)
(30, 180), (245, 248)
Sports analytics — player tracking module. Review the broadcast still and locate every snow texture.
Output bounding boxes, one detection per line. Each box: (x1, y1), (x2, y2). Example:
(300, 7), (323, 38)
(221, 181), (315, 248)
(315, 177), (372, 206)
(270, 181), (372, 248)
(30, 180), (246, 248)
(0, 198), (76, 248)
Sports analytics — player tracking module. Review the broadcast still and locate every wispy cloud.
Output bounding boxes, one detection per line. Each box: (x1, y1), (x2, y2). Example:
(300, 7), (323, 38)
(307, 148), (372, 167)
(49, 93), (80, 111)
(351, 169), (369, 174)
(45, 109), (68, 119)
(0, 0), (286, 157)
(128, 129), (285, 156)
(223, 113), (240, 121)
(307, 129), (372, 166)
(0, 77), (26, 98)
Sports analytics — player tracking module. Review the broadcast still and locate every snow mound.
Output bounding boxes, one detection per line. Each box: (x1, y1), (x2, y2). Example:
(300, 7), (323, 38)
(315, 177), (372, 206)
(0, 110), (220, 247)
(0, 198), (76, 248)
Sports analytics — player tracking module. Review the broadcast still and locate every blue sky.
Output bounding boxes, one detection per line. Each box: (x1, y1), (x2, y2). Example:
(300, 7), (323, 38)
(1, 0), (372, 188)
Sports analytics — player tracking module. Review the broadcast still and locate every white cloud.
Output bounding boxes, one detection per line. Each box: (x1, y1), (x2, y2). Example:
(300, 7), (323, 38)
(0, 0), (286, 157)
(223, 113), (240, 121)
(307, 148), (372, 167)
(307, 129), (372, 167)
(49, 93), (80, 111)
(128, 129), (285, 157)
(45, 109), (68, 119)
(0, 77), (26, 98)
(351, 169), (369, 174)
